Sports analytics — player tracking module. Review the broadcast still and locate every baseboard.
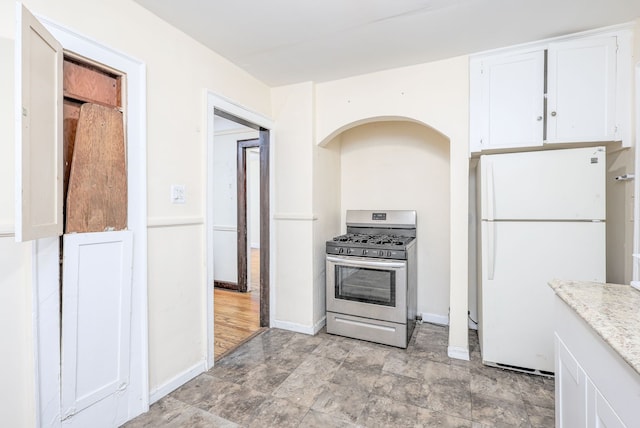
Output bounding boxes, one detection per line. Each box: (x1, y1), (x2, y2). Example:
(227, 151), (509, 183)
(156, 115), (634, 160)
(448, 345), (470, 361)
(149, 361), (206, 404)
(313, 316), (327, 334)
(271, 319), (317, 335)
(420, 312), (449, 326)
(214, 280), (238, 290)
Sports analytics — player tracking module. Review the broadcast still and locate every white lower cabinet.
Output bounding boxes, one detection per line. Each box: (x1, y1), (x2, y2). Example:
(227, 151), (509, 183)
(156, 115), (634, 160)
(554, 296), (640, 428)
(588, 380), (625, 428)
(555, 335), (587, 427)
(556, 335), (626, 428)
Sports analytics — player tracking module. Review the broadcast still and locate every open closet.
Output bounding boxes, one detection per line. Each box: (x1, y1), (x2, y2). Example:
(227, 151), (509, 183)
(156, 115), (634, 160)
(62, 57), (127, 233)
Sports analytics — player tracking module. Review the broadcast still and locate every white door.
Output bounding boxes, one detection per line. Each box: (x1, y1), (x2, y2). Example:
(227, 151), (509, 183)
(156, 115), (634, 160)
(547, 36), (618, 143)
(61, 231), (133, 427)
(480, 221), (605, 372)
(479, 146), (606, 221)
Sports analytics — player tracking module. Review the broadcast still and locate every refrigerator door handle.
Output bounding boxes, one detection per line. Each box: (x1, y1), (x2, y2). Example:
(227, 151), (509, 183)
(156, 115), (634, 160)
(486, 161), (495, 221)
(487, 221), (496, 280)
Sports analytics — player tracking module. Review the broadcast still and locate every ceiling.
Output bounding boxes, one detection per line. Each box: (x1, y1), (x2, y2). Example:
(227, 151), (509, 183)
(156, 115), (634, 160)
(134, 0), (640, 86)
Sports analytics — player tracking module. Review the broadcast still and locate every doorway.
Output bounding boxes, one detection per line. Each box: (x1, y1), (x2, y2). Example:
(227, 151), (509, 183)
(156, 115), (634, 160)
(211, 108), (270, 360)
(237, 138), (260, 294)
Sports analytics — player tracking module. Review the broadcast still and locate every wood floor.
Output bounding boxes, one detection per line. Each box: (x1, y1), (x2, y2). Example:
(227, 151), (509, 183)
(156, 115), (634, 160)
(213, 248), (262, 360)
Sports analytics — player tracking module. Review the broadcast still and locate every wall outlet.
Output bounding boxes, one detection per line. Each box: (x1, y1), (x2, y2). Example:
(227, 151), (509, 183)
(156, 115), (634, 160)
(171, 184), (186, 204)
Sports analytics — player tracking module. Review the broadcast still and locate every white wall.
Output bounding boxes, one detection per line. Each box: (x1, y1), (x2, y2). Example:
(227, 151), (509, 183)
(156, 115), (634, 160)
(0, 0), (272, 420)
(606, 148), (635, 284)
(0, 239), (35, 427)
(0, 4), (35, 426)
(312, 138), (342, 326)
(248, 149), (261, 249)
(271, 82), (317, 331)
(212, 129), (258, 284)
(337, 121), (451, 319)
(0, 36), (14, 229)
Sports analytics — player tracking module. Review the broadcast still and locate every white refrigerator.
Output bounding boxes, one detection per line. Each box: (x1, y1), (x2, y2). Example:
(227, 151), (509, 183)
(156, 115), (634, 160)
(477, 146), (606, 374)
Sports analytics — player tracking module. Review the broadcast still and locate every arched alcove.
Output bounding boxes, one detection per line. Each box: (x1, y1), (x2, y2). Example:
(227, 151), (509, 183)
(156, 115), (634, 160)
(317, 115), (449, 147)
(314, 117), (452, 324)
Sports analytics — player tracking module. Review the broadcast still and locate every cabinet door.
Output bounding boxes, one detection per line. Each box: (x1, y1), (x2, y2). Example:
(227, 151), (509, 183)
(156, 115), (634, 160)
(471, 50), (544, 152)
(15, 4), (64, 242)
(61, 231), (134, 425)
(586, 379), (626, 428)
(556, 334), (587, 428)
(547, 36), (617, 143)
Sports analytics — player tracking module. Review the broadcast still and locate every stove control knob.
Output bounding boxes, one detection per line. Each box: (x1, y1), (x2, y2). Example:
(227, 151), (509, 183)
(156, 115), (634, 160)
(347, 248), (352, 255)
(363, 249), (368, 256)
(339, 248), (344, 254)
(378, 250), (384, 257)
(387, 251), (392, 257)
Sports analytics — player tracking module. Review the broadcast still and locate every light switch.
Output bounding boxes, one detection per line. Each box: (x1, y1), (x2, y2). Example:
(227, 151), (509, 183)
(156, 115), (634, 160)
(171, 184), (186, 204)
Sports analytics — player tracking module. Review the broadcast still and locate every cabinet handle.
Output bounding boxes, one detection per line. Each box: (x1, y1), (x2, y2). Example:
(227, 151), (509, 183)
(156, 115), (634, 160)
(536, 116), (543, 121)
(550, 111), (557, 117)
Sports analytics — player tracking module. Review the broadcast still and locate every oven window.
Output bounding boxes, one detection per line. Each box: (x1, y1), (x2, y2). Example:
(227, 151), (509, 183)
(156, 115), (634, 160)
(334, 266), (396, 307)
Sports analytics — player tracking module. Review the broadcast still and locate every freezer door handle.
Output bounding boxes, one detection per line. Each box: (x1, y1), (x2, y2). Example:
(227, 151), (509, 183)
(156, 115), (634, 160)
(487, 221), (496, 280)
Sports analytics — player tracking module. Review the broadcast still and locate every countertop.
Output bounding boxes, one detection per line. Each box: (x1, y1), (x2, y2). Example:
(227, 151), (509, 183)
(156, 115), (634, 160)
(549, 279), (640, 375)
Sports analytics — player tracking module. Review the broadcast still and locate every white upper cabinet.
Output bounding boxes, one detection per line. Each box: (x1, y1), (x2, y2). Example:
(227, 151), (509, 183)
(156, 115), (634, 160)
(15, 5), (64, 242)
(471, 50), (545, 151)
(470, 26), (632, 155)
(546, 36), (617, 144)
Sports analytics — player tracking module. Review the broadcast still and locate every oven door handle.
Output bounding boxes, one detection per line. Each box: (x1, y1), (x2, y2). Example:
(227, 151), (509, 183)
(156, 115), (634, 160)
(326, 255), (406, 269)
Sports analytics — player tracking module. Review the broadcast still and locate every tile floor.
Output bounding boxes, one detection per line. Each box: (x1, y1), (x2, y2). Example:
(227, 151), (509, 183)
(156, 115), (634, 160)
(124, 323), (555, 427)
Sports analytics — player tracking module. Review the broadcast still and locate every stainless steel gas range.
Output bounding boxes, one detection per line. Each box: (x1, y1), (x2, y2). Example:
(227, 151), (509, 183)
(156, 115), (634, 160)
(325, 210), (417, 348)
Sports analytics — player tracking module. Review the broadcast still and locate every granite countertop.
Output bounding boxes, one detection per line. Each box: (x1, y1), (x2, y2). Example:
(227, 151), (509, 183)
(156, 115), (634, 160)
(549, 279), (640, 375)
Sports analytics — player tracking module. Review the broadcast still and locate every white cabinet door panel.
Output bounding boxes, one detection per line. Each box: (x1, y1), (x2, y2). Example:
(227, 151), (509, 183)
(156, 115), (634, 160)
(555, 335), (587, 428)
(587, 380), (626, 428)
(547, 36), (617, 143)
(15, 5), (63, 242)
(481, 51), (544, 150)
(61, 231), (133, 424)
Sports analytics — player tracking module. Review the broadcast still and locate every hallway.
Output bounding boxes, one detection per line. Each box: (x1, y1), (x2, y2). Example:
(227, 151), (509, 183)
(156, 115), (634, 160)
(214, 249), (262, 360)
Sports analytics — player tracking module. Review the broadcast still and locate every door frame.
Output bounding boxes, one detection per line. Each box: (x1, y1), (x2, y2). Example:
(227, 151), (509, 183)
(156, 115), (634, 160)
(205, 93), (274, 368)
(31, 16), (148, 426)
(236, 138), (260, 293)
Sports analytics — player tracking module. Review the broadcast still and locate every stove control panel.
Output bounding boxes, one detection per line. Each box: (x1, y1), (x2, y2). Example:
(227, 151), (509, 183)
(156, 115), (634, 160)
(326, 245), (407, 260)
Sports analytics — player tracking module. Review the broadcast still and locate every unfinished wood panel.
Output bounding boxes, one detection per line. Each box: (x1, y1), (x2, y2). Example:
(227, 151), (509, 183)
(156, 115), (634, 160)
(66, 103), (127, 233)
(64, 59), (120, 108)
(63, 99), (82, 201)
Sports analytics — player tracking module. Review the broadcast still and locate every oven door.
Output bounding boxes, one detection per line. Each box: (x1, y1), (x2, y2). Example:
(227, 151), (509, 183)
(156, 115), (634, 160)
(326, 255), (407, 324)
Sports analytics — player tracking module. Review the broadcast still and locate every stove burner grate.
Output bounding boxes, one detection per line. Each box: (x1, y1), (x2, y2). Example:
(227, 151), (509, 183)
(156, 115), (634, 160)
(332, 233), (411, 246)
